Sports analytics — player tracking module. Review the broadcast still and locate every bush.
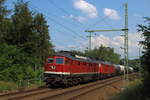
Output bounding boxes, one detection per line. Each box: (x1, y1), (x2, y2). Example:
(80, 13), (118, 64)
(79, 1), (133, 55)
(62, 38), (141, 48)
(113, 80), (144, 100)
(0, 81), (18, 92)
(0, 44), (44, 83)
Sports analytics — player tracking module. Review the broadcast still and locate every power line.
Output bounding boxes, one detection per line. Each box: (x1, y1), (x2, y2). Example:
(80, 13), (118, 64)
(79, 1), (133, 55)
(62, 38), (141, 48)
(30, 4), (88, 51)
(50, 27), (88, 51)
(29, 4), (87, 41)
(52, 27), (84, 43)
(29, 4), (88, 51)
(86, 4), (123, 30)
(86, 15), (114, 30)
(47, 0), (70, 16)
(47, 0), (88, 29)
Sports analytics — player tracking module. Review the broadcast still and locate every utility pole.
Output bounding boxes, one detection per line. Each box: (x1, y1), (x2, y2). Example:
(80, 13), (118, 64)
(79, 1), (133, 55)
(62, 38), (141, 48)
(87, 32), (92, 51)
(124, 3), (129, 81)
(85, 3), (129, 87)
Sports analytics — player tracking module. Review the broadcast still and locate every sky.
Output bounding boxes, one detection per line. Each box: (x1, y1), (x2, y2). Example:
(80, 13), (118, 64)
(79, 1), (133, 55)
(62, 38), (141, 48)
(5, 0), (150, 59)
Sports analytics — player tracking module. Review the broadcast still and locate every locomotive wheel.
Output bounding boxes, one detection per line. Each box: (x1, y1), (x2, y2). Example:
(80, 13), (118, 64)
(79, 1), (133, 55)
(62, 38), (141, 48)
(63, 80), (69, 88)
(77, 78), (82, 84)
(46, 83), (53, 88)
(68, 79), (73, 86)
(73, 78), (78, 85)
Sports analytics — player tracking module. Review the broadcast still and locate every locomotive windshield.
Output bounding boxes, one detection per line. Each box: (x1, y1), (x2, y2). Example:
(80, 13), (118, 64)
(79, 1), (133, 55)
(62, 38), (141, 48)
(56, 58), (64, 64)
(47, 58), (54, 63)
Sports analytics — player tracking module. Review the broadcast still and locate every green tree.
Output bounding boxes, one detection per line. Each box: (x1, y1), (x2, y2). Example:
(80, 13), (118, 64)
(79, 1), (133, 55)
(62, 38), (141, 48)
(0, 0), (54, 86)
(128, 59), (139, 71)
(85, 45), (120, 64)
(10, 0), (36, 54)
(33, 13), (54, 67)
(0, 44), (36, 82)
(138, 17), (150, 98)
(0, 0), (11, 44)
(68, 50), (85, 56)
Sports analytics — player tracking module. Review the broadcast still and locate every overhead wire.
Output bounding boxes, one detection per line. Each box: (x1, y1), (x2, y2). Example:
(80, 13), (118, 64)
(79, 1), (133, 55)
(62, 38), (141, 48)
(52, 27), (88, 51)
(29, 4), (87, 51)
(52, 27), (83, 44)
(50, 27), (88, 51)
(47, 0), (88, 29)
(46, 0), (87, 40)
(29, 4), (87, 41)
(29, 1), (124, 51)
(86, 4), (123, 30)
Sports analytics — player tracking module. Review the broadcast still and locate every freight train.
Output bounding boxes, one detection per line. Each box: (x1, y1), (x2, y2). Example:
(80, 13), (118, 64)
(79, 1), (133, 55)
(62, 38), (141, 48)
(44, 51), (133, 87)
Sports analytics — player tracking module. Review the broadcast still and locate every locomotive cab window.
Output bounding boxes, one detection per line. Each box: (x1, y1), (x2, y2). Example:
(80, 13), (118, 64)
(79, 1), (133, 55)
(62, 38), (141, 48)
(56, 58), (64, 64)
(47, 58), (54, 63)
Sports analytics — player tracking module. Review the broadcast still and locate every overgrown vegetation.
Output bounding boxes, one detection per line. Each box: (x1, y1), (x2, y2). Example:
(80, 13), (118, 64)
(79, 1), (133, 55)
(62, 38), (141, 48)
(0, 0), (54, 90)
(114, 17), (150, 100)
(120, 59), (140, 71)
(0, 81), (18, 92)
(113, 80), (144, 100)
(138, 17), (150, 99)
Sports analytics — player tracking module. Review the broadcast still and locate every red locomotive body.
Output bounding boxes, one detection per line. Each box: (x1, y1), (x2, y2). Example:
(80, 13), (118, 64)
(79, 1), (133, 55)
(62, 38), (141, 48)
(99, 63), (116, 78)
(44, 51), (116, 87)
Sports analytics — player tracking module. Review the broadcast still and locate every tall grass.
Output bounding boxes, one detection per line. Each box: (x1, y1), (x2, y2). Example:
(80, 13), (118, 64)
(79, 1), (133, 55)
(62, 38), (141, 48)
(0, 80), (45, 92)
(0, 81), (18, 92)
(113, 80), (144, 100)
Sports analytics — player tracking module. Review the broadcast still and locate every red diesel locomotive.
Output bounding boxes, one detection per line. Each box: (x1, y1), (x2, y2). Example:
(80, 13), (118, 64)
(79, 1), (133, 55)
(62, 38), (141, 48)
(44, 51), (117, 87)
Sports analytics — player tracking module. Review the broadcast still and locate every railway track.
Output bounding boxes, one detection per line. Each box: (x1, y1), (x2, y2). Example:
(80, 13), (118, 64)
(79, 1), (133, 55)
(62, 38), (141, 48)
(0, 87), (61, 100)
(0, 73), (138, 100)
(40, 76), (122, 100)
(40, 73), (138, 100)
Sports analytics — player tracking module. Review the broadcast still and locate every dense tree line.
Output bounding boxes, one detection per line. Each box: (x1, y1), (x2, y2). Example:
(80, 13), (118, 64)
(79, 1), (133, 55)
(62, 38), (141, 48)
(70, 45), (120, 64)
(120, 59), (140, 71)
(85, 46), (120, 64)
(0, 0), (54, 83)
(138, 17), (150, 99)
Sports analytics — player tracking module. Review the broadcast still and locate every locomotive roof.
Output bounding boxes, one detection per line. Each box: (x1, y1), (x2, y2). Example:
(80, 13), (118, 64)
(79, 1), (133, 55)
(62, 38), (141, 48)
(50, 51), (113, 65)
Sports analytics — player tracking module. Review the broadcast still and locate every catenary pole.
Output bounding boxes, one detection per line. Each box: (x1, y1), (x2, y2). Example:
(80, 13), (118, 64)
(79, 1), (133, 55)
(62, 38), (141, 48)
(85, 3), (129, 88)
(124, 3), (129, 81)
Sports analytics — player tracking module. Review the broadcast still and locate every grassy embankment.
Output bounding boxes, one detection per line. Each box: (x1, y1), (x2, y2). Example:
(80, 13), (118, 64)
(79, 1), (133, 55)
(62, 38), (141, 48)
(0, 81), (18, 92)
(0, 81), (44, 93)
(113, 80), (144, 100)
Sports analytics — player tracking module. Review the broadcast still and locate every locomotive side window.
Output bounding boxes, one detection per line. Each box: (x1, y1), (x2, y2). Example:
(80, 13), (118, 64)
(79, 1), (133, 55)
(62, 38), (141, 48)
(56, 58), (64, 64)
(47, 58), (54, 63)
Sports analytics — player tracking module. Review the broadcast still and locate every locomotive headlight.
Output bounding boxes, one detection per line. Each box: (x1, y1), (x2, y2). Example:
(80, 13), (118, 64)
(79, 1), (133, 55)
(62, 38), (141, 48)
(50, 66), (56, 69)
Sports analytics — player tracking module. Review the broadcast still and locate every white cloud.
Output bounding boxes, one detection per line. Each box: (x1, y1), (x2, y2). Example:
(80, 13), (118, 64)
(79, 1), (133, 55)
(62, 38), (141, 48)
(67, 0), (98, 23)
(71, 15), (87, 23)
(68, 41), (88, 50)
(75, 16), (87, 23)
(91, 33), (143, 58)
(91, 34), (111, 47)
(62, 14), (87, 23)
(104, 8), (120, 20)
(74, 0), (98, 18)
